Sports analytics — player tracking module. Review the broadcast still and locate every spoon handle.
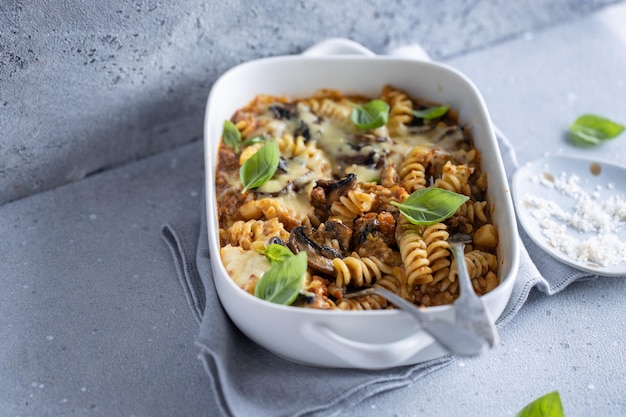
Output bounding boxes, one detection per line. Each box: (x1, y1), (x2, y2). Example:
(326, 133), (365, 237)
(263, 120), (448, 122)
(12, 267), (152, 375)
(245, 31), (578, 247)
(449, 242), (499, 347)
(347, 287), (488, 356)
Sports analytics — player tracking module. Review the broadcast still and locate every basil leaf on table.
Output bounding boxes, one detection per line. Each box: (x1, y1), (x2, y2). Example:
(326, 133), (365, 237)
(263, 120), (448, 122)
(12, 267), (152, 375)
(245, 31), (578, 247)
(350, 99), (390, 130)
(240, 139), (280, 192)
(259, 243), (294, 265)
(391, 188), (469, 226)
(568, 114), (624, 146)
(223, 120), (242, 153)
(254, 251), (308, 305)
(516, 391), (564, 417)
(412, 104), (450, 120)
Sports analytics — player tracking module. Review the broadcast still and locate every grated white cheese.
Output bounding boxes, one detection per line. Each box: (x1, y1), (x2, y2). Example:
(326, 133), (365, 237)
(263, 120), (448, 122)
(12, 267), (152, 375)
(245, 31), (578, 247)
(524, 171), (626, 267)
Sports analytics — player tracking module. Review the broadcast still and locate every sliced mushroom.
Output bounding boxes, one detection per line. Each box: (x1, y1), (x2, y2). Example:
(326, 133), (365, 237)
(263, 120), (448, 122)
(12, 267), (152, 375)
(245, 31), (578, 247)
(293, 120), (311, 141)
(352, 213), (380, 247)
(288, 226), (343, 275)
(353, 132), (392, 144)
(314, 173), (357, 207)
(432, 125), (462, 142)
(311, 219), (353, 253)
(310, 186), (327, 211)
(338, 150), (385, 169)
(277, 157), (289, 173)
(352, 211), (397, 249)
(340, 142), (386, 167)
(269, 104), (295, 120)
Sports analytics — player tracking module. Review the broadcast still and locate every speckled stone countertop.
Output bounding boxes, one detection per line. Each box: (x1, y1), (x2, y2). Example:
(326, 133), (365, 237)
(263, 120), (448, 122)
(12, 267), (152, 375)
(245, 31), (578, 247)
(1, 1), (626, 416)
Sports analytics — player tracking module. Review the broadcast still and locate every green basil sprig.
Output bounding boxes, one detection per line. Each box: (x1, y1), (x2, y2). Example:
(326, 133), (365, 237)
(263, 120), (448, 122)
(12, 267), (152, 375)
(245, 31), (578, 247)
(254, 251), (308, 305)
(412, 104), (450, 120)
(391, 188), (469, 226)
(516, 391), (564, 417)
(223, 120), (242, 153)
(240, 139), (280, 193)
(350, 99), (390, 130)
(242, 135), (266, 147)
(569, 114), (625, 146)
(259, 243), (294, 265)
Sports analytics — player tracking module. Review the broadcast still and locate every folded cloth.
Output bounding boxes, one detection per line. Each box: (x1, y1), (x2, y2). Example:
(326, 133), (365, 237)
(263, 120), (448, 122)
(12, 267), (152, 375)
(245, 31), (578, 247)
(161, 127), (600, 417)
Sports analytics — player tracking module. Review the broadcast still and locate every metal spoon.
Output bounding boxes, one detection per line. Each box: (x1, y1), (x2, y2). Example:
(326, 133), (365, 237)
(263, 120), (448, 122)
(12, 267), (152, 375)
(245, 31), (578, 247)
(448, 234), (499, 347)
(344, 287), (488, 357)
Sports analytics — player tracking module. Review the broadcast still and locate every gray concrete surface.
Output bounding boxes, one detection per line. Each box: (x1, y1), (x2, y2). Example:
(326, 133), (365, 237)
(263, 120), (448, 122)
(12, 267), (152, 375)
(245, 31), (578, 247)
(2, 1), (626, 416)
(0, 0), (622, 204)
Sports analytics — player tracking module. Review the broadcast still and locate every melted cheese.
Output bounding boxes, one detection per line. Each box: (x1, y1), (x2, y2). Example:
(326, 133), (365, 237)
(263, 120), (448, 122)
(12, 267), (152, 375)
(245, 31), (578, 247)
(275, 190), (313, 218)
(220, 245), (271, 287)
(345, 165), (382, 183)
(218, 90), (479, 298)
(294, 105), (462, 181)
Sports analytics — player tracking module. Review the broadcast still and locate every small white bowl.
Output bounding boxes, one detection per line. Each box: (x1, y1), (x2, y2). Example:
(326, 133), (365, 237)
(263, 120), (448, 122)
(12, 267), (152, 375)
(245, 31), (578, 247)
(203, 39), (520, 369)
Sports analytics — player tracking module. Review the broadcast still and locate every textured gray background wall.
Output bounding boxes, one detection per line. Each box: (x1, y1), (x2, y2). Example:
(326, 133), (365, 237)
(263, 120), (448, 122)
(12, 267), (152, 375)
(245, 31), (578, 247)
(0, 0), (620, 204)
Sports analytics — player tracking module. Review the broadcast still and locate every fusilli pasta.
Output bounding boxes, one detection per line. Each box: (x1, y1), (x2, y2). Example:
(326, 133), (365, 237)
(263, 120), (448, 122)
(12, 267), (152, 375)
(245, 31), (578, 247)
(215, 85), (500, 309)
(382, 85), (414, 137)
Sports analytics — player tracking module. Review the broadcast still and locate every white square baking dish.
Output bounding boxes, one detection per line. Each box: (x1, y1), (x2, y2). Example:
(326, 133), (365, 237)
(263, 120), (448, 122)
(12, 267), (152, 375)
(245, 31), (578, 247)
(203, 39), (519, 369)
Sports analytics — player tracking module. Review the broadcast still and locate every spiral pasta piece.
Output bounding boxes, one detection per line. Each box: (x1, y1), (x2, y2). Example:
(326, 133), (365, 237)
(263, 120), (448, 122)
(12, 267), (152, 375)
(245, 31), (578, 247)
(239, 143), (264, 165)
(448, 250), (497, 282)
(433, 160), (472, 196)
(235, 117), (259, 139)
(333, 254), (393, 288)
(397, 226), (433, 286)
(337, 267), (409, 310)
(452, 148), (477, 166)
(472, 271), (500, 295)
(275, 133), (332, 176)
(382, 85), (414, 137)
(374, 269), (409, 299)
(422, 223), (451, 286)
(275, 134), (309, 158)
(239, 198), (310, 230)
(336, 294), (387, 310)
(380, 165), (399, 188)
(398, 145), (429, 192)
(330, 189), (374, 224)
(302, 97), (353, 127)
(223, 218), (290, 251)
(456, 200), (489, 224)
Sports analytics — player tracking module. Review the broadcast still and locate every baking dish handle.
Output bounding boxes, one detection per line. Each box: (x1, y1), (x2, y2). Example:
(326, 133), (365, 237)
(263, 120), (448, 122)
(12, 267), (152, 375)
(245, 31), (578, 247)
(301, 322), (435, 369)
(301, 38), (376, 57)
(388, 44), (431, 61)
(302, 38), (432, 62)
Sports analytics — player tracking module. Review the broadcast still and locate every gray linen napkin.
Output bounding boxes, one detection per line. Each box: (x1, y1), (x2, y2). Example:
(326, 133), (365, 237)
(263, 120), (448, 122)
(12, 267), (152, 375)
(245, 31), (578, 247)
(161, 128), (601, 417)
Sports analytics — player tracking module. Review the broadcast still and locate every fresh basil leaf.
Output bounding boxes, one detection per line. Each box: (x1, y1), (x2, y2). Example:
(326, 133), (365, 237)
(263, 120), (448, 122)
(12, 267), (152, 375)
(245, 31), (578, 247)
(516, 391), (564, 417)
(391, 188), (469, 226)
(350, 99), (390, 130)
(412, 104), (450, 120)
(259, 243), (294, 265)
(242, 135), (266, 146)
(223, 120), (242, 153)
(569, 114), (625, 146)
(254, 251), (308, 305)
(240, 139), (280, 192)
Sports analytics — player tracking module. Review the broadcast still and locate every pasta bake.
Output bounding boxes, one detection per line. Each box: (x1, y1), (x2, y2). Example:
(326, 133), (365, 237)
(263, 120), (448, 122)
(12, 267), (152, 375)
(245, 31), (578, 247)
(215, 86), (500, 310)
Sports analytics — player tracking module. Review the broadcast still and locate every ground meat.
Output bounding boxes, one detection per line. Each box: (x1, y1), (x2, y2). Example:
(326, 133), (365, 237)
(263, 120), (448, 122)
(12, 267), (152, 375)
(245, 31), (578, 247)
(217, 189), (248, 229)
(356, 236), (402, 267)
